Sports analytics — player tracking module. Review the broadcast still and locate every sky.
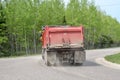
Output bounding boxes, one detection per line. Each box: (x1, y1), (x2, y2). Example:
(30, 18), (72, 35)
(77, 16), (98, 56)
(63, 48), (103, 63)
(64, 0), (120, 22)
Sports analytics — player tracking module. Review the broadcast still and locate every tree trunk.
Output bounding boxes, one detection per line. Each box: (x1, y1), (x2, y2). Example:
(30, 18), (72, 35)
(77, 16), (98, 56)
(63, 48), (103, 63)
(24, 30), (28, 55)
(33, 27), (37, 54)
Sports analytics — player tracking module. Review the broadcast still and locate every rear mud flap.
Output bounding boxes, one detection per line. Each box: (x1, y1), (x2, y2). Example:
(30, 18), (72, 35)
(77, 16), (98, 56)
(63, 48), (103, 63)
(74, 51), (86, 64)
(47, 51), (57, 66)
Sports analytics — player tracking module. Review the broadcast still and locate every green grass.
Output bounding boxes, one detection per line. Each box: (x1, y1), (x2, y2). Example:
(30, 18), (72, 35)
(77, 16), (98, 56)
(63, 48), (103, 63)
(105, 53), (120, 64)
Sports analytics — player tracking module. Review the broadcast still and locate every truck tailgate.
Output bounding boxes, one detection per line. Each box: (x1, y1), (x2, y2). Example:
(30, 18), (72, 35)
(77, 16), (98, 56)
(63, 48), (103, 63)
(48, 27), (83, 48)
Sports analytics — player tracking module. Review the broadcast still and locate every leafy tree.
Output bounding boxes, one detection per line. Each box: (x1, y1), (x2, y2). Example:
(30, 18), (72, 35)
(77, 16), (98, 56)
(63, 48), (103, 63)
(0, 0), (120, 57)
(0, 1), (10, 56)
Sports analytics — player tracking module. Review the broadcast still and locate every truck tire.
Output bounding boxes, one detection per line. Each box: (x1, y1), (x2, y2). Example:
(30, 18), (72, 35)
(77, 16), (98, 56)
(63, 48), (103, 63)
(44, 50), (50, 66)
(41, 49), (44, 60)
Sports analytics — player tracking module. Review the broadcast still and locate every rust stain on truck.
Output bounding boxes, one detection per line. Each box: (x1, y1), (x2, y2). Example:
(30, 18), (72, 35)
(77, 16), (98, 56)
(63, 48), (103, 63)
(40, 25), (86, 66)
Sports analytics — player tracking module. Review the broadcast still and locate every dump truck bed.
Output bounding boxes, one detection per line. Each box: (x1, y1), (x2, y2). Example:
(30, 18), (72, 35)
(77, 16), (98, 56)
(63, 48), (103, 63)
(42, 26), (84, 48)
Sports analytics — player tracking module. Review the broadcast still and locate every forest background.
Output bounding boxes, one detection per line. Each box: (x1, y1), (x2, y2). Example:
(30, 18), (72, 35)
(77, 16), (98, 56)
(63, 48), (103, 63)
(0, 0), (120, 57)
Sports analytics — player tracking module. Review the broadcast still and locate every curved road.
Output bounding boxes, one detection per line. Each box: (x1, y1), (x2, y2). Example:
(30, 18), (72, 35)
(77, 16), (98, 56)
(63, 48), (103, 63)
(0, 48), (120, 80)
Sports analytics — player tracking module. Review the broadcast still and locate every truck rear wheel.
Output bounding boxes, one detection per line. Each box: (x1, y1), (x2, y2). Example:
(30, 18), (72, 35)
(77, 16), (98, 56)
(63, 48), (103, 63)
(44, 50), (49, 66)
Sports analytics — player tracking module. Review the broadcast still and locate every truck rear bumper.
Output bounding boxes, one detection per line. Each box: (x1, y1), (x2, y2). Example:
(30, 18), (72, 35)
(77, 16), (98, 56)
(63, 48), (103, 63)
(47, 47), (85, 51)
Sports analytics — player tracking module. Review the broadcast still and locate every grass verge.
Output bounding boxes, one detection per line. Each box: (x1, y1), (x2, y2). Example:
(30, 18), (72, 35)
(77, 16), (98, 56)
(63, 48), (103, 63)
(105, 53), (120, 64)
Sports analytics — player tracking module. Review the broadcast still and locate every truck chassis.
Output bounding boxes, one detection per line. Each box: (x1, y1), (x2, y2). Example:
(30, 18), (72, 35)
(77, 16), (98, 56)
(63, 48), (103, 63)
(42, 48), (85, 66)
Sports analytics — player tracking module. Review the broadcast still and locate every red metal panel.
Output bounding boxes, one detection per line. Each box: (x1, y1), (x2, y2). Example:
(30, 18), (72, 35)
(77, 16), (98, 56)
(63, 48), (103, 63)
(49, 31), (83, 45)
(49, 27), (82, 33)
(42, 26), (84, 48)
(42, 26), (49, 48)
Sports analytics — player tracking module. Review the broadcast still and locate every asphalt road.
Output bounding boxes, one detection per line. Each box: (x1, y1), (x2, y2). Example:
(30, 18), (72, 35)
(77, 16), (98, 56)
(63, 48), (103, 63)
(0, 48), (120, 80)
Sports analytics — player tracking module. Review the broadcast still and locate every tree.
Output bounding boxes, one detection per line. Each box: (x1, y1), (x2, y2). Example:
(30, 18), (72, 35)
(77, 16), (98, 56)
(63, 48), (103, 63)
(0, 0), (120, 57)
(0, 1), (9, 56)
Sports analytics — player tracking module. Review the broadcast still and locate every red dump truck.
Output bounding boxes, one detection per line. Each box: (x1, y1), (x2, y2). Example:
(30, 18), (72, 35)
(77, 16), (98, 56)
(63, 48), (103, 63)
(40, 25), (85, 66)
